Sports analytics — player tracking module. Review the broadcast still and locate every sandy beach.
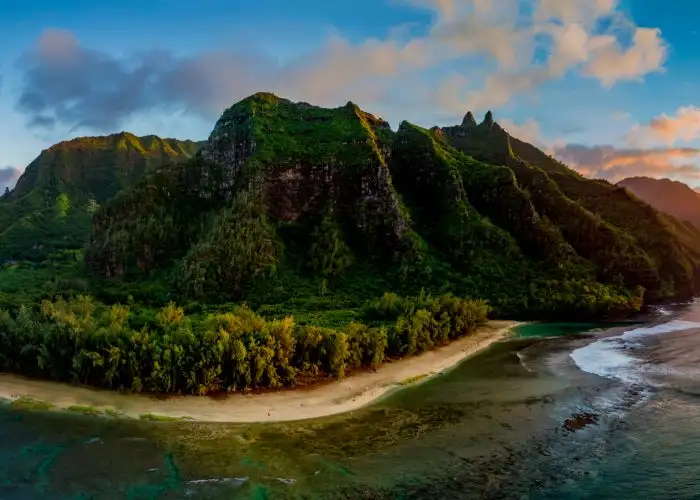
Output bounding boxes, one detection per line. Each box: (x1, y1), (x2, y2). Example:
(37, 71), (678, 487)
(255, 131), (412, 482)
(0, 320), (518, 423)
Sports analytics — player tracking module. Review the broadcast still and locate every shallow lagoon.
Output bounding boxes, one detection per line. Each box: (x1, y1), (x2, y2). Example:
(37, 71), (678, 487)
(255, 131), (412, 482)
(0, 322), (623, 499)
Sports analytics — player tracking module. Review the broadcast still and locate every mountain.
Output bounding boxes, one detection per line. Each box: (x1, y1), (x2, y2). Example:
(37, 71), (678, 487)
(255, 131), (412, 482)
(0, 133), (202, 261)
(85, 93), (700, 318)
(618, 176), (700, 230)
(441, 115), (700, 302)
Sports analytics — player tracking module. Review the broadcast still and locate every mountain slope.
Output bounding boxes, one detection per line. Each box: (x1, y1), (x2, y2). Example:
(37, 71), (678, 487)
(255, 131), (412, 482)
(442, 114), (700, 301)
(87, 94), (418, 294)
(618, 176), (700, 230)
(86, 93), (694, 318)
(0, 133), (202, 261)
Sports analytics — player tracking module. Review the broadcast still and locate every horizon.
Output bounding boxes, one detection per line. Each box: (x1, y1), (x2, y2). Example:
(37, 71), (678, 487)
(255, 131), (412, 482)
(3, 0), (700, 191)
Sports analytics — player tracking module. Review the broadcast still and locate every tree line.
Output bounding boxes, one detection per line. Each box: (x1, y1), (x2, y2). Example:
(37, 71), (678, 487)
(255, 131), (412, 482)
(0, 292), (489, 395)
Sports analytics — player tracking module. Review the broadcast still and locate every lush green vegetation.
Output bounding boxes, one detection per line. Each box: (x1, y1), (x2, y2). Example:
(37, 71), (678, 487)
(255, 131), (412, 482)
(81, 94), (659, 321)
(1, 92), (698, 394)
(442, 114), (700, 303)
(0, 293), (489, 394)
(0, 132), (202, 262)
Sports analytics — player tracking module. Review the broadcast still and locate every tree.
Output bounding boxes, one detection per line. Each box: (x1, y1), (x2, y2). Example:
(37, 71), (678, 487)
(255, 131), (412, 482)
(54, 193), (71, 219)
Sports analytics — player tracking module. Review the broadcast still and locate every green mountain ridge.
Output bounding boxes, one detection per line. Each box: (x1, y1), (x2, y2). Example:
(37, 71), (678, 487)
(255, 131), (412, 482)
(618, 176), (700, 231)
(441, 115), (700, 301)
(84, 92), (700, 318)
(0, 132), (203, 261)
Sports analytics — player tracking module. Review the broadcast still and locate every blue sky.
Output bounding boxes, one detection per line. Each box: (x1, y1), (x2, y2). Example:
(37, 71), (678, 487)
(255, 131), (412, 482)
(2, 0), (700, 190)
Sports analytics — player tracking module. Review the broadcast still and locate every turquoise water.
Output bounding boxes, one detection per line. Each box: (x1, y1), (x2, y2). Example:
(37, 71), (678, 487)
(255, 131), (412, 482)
(513, 321), (636, 338)
(541, 392), (700, 499)
(1, 309), (699, 498)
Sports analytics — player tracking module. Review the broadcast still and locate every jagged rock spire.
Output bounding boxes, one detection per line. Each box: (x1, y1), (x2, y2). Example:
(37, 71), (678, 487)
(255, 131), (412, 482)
(462, 111), (477, 128)
(483, 110), (494, 127)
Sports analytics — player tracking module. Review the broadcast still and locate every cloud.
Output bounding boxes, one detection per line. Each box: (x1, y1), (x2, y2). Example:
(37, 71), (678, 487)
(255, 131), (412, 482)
(439, 1), (665, 111)
(16, 29), (171, 131)
(14, 1), (667, 132)
(627, 106), (700, 146)
(552, 144), (700, 182)
(15, 28), (429, 131)
(0, 167), (22, 192)
(583, 28), (667, 86)
(536, 0), (618, 24)
(499, 118), (545, 148)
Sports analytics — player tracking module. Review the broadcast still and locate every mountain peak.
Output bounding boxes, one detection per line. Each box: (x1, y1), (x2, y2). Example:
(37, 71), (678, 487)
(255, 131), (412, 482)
(247, 91), (284, 103)
(483, 110), (494, 127)
(462, 111), (477, 128)
(0, 133), (201, 261)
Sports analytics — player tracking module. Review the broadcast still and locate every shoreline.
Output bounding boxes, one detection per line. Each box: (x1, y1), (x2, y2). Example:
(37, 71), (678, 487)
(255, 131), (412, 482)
(0, 320), (519, 423)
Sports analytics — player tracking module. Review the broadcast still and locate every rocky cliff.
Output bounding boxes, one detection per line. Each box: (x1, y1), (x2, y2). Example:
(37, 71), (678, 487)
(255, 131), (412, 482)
(87, 94), (418, 296)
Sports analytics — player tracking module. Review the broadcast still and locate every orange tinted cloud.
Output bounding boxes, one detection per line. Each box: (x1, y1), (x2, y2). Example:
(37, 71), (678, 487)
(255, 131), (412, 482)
(552, 144), (700, 182)
(628, 106), (700, 145)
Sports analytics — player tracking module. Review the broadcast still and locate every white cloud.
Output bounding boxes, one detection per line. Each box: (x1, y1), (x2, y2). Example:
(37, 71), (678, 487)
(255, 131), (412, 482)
(0, 167), (22, 192)
(536, 0), (617, 24)
(499, 118), (545, 148)
(584, 28), (667, 87)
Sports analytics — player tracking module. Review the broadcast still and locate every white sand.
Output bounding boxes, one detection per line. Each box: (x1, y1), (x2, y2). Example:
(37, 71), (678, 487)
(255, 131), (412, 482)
(0, 320), (518, 423)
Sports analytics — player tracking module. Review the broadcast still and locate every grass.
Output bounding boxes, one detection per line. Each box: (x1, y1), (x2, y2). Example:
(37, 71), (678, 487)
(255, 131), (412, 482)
(67, 405), (102, 415)
(139, 413), (191, 422)
(10, 397), (54, 411)
(104, 408), (125, 418)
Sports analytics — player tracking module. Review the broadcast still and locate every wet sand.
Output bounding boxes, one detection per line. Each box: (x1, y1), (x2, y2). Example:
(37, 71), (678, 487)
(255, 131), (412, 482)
(0, 320), (518, 423)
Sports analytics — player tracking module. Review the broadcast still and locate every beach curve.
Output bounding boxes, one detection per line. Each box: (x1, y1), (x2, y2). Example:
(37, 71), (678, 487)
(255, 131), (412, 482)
(0, 320), (518, 423)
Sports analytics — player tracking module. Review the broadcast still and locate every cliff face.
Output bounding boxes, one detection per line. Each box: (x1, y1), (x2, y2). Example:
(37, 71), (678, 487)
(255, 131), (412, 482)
(0, 133), (202, 261)
(85, 93), (700, 316)
(87, 94), (416, 295)
(196, 94), (410, 248)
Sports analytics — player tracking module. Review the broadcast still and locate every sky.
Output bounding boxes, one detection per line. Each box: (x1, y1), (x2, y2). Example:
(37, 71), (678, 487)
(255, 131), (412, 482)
(3, 0), (700, 191)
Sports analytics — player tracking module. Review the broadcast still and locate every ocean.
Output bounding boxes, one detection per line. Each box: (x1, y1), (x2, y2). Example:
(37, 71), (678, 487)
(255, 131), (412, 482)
(1, 302), (699, 498)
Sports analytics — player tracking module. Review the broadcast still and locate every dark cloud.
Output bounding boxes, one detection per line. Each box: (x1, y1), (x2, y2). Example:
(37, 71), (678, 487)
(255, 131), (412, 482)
(552, 144), (700, 182)
(14, 30), (279, 132)
(16, 30), (180, 131)
(0, 167), (22, 192)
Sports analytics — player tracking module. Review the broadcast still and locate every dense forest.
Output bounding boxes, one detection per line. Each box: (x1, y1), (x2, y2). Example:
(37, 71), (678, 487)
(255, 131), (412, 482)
(0, 293), (488, 394)
(1, 91), (699, 394)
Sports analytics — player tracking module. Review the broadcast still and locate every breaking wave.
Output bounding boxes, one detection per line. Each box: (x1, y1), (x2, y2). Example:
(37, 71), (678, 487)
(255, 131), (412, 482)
(570, 320), (700, 385)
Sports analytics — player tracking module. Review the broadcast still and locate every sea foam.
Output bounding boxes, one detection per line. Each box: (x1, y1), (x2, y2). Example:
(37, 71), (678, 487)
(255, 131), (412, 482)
(570, 320), (700, 384)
